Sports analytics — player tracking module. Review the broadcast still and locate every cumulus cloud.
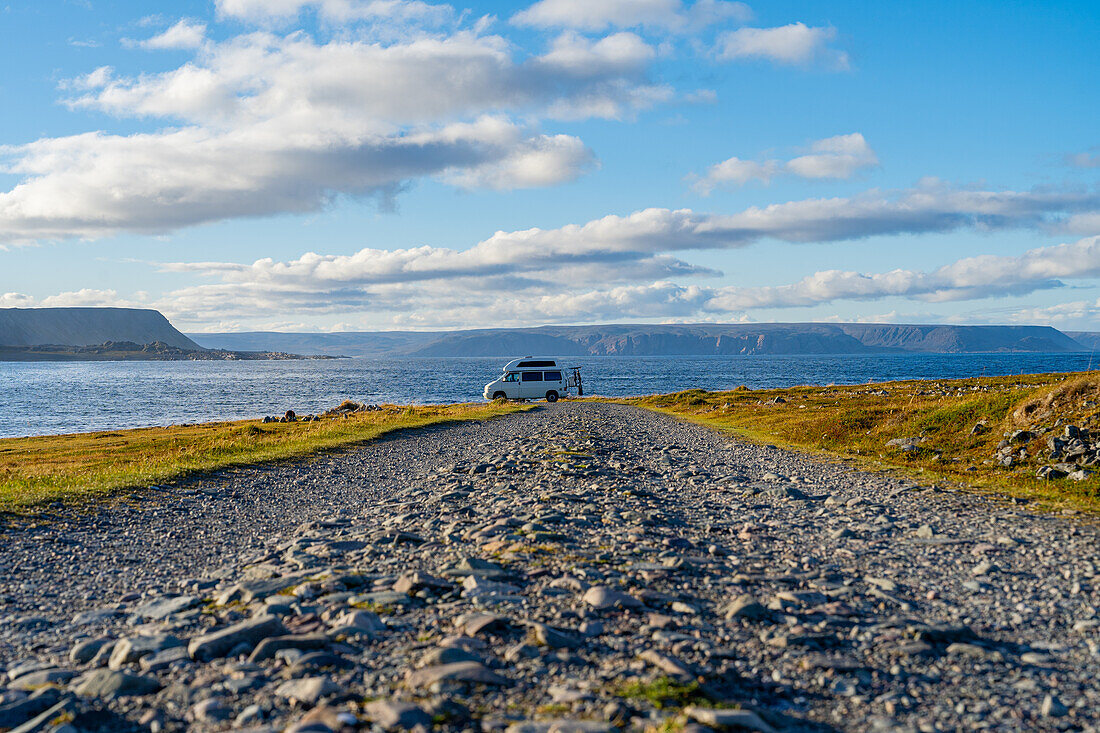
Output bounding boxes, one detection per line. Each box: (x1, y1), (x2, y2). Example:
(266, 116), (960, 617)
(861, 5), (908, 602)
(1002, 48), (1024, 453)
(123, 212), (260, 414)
(1, 289), (141, 309)
(215, 0), (454, 26)
(15, 231), (1100, 329)
(716, 22), (848, 69)
(0, 292), (36, 307)
(0, 23), (671, 244)
(1004, 299), (1100, 326)
(708, 236), (1100, 310)
(158, 184), (1100, 289)
(511, 0), (752, 33)
(137, 19), (207, 50)
(128, 182), (1100, 327)
(439, 132), (597, 189)
(0, 119), (597, 242)
(691, 133), (877, 193)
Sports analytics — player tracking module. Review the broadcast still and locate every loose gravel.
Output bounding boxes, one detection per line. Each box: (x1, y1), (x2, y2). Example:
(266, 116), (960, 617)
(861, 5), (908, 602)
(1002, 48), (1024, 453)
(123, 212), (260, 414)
(0, 402), (1098, 732)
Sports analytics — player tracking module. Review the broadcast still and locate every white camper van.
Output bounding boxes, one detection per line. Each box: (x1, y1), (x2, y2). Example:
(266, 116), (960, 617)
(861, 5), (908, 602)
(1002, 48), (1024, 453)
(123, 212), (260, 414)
(483, 358), (582, 402)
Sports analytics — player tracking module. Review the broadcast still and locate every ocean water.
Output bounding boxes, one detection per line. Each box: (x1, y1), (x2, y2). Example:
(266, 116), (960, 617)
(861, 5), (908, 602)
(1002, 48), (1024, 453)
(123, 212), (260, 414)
(1, 353), (1097, 438)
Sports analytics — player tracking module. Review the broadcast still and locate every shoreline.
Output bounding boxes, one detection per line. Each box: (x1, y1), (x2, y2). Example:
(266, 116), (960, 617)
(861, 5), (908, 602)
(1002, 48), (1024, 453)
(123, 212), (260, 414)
(5, 369), (1100, 513)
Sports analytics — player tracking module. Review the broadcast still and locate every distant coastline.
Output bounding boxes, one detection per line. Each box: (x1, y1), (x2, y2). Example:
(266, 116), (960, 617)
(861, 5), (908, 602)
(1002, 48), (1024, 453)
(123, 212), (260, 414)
(190, 322), (1097, 358)
(4, 307), (1100, 361)
(0, 341), (341, 362)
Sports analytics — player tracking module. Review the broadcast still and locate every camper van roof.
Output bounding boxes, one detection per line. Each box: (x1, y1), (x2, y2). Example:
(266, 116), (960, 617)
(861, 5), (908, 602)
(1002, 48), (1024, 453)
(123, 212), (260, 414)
(503, 357), (559, 371)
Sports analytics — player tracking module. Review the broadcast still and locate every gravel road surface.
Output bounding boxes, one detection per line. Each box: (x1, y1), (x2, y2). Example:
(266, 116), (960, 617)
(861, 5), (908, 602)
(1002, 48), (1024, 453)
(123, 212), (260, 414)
(0, 403), (1097, 732)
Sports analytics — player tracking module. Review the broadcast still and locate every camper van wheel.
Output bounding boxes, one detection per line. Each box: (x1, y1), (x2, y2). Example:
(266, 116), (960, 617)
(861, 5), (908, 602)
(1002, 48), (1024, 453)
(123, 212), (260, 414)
(492, 391), (507, 401)
(545, 391), (559, 403)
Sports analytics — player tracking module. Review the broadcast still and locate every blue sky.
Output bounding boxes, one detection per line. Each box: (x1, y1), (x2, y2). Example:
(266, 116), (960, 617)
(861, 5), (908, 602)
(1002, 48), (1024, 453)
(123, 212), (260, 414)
(1, 0), (1099, 332)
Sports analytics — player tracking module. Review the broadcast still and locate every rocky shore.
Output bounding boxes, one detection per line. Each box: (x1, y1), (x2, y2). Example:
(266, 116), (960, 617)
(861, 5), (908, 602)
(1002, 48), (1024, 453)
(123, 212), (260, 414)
(0, 403), (1097, 732)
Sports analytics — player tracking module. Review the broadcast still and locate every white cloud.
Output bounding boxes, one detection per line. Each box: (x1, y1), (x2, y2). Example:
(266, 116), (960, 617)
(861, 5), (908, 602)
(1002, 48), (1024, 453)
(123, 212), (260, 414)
(0, 24), (670, 244)
(692, 157), (778, 190)
(215, 0), (454, 26)
(1067, 212), (1100, 234)
(0, 119), (595, 243)
(716, 22), (848, 69)
(15, 231), (1100, 329)
(131, 184), (1100, 327)
(439, 132), (597, 189)
(0, 292), (36, 307)
(691, 133), (878, 193)
(70, 31), (660, 128)
(1, 289), (142, 309)
(512, 0), (751, 33)
(155, 185), (1100, 288)
(786, 133), (877, 179)
(1066, 149), (1100, 169)
(1003, 299), (1100, 327)
(138, 19), (207, 50)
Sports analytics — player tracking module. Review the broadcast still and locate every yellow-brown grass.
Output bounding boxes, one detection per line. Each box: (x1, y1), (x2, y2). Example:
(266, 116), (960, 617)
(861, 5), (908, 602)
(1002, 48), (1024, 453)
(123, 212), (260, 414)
(0, 402), (528, 512)
(624, 371), (1100, 513)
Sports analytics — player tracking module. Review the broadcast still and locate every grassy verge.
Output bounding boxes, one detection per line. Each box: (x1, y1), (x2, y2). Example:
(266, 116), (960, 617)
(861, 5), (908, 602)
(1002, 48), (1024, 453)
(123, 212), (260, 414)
(624, 371), (1100, 513)
(0, 402), (528, 512)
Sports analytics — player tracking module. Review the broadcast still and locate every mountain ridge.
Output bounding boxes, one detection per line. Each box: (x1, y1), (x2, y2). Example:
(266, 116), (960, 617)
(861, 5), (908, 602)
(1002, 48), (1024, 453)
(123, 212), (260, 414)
(191, 322), (1092, 357)
(3, 307), (1093, 357)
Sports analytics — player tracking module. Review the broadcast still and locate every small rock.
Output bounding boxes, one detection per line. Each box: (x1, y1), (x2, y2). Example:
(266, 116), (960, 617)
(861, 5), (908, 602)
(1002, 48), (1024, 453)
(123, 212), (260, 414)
(531, 623), (582, 649)
(69, 638), (112, 666)
(724, 594), (769, 621)
(275, 676), (340, 706)
(191, 698), (234, 723)
(683, 705), (776, 732)
(405, 662), (510, 689)
(1041, 694), (1068, 718)
(74, 669), (160, 699)
(364, 700), (432, 729)
(582, 586), (641, 611)
(188, 615), (287, 661)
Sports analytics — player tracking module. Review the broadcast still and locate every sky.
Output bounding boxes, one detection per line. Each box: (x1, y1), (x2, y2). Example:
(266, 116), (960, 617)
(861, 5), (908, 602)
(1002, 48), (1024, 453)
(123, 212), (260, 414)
(1, 0), (1099, 333)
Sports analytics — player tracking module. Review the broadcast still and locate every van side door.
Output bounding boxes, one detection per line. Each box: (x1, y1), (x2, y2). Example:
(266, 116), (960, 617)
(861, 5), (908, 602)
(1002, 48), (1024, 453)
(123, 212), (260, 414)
(520, 371), (543, 398)
(501, 371), (521, 398)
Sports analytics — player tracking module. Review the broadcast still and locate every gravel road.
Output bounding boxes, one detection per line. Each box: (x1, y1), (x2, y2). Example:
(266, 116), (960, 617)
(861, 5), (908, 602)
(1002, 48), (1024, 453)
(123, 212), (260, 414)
(0, 402), (1098, 732)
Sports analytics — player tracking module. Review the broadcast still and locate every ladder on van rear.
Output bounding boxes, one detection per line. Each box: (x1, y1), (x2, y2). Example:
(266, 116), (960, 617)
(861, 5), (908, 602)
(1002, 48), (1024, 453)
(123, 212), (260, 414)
(567, 366), (583, 396)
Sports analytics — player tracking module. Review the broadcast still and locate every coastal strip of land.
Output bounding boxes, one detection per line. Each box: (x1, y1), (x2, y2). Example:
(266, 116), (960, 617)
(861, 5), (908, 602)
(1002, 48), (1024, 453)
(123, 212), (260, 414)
(0, 402), (1096, 732)
(629, 371), (1100, 513)
(0, 402), (527, 510)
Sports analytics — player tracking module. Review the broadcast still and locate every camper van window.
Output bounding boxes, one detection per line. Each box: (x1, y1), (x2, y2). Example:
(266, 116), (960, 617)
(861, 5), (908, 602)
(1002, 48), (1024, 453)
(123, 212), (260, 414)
(521, 371), (543, 382)
(517, 360), (555, 368)
(502, 372), (519, 382)
(544, 371), (562, 381)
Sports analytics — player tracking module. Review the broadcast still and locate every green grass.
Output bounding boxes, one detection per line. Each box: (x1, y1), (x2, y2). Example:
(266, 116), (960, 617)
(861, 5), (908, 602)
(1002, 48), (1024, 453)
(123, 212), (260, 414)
(613, 678), (711, 709)
(622, 371), (1100, 513)
(0, 402), (529, 511)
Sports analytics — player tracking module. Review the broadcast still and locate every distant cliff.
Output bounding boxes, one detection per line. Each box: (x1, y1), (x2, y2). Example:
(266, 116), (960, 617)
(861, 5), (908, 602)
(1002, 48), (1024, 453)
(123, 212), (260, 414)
(0, 307), (201, 349)
(1066, 332), (1100, 351)
(191, 323), (1089, 357)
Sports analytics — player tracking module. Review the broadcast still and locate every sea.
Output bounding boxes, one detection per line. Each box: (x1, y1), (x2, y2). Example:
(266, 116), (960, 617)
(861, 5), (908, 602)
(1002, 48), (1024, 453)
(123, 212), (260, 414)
(1, 353), (1098, 439)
